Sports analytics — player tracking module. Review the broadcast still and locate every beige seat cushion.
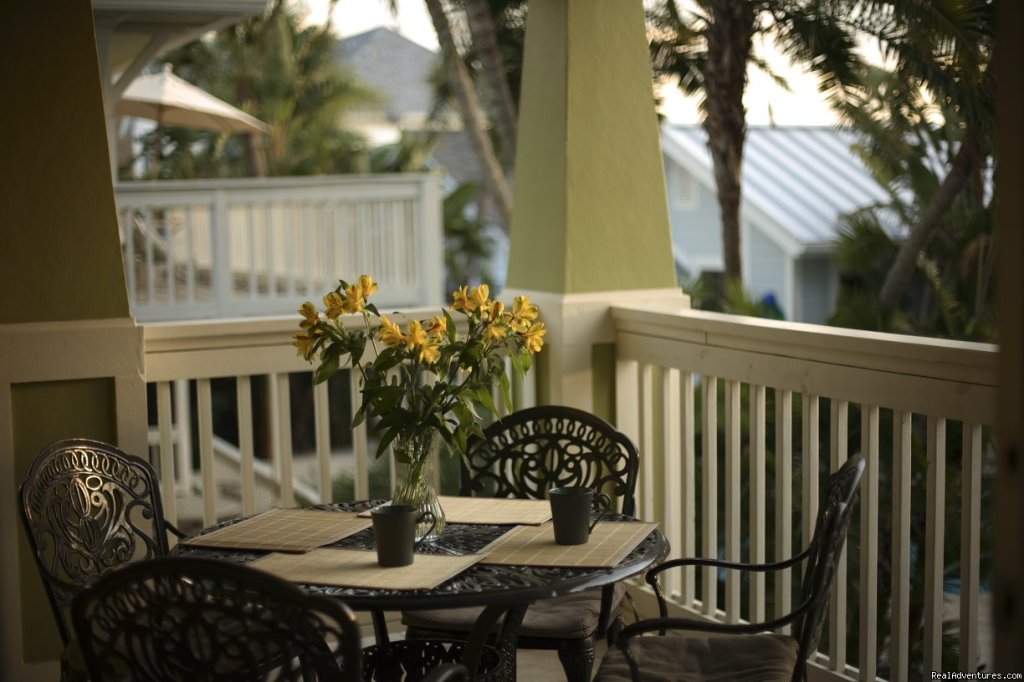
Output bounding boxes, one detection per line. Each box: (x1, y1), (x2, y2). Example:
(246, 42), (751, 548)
(402, 584), (625, 639)
(594, 632), (799, 682)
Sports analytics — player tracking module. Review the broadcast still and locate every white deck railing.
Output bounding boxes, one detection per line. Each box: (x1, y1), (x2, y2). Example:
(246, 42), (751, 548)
(117, 174), (444, 322)
(612, 305), (996, 682)
(140, 306), (996, 680)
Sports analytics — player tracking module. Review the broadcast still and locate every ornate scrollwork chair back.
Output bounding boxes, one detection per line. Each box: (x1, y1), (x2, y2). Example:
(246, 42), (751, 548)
(18, 438), (180, 644)
(71, 557), (363, 682)
(594, 455), (865, 682)
(405, 405), (641, 682)
(460, 405), (639, 515)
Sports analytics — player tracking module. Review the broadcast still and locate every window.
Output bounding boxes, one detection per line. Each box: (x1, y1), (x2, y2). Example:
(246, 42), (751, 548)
(673, 166), (697, 208)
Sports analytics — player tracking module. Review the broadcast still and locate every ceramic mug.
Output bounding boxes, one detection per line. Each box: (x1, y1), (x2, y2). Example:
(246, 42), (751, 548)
(548, 487), (612, 545)
(371, 504), (436, 567)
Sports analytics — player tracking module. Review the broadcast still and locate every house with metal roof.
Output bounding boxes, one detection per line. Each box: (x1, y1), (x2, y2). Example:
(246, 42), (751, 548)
(661, 124), (890, 323)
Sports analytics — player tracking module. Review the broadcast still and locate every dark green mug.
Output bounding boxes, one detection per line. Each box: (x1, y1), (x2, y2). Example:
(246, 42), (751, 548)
(548, 487), (612, 545)
(371, 504), (436, 567)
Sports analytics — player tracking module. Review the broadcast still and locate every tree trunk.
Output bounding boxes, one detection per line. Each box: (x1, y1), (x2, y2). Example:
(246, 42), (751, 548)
(465, 0), (518, 166)
(878, 132), (979, 310)
(700, 0), (755, 286)
(425, 0), (513, 231)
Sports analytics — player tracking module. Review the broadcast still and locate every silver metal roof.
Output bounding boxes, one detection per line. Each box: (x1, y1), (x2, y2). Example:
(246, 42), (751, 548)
(662, 124), (893, 250)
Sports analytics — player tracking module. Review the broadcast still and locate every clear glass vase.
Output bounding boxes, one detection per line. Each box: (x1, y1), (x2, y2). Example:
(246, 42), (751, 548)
(391, 430), (446, 540)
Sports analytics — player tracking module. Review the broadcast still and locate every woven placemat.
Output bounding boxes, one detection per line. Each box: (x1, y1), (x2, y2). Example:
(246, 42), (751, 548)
(480, 521), (657, 568)
(251, 548), (484, 590)
(181, 508), (371, 553)
(359, 496), (553, 525)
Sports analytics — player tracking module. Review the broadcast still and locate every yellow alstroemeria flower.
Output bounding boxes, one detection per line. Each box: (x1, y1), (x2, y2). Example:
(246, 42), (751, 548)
(379, 315), (405, 347)
(426, 315), (447, 337)
(509, 295), (539, 333)
(481, 299), (504, 322)
(451, 285), (474, 312)
(293, 332), (317, 360)
(470, 284), (490, 310)
(298, 301), (319, 329)
(418, 340), (441, 365)
(486, 323), (508, 343)
(323, 292), (345, 320)
(405, 319), (428, 351)
(523, 322), (547, 353)
(342, 283), (365, 313)
(357, 274), (379, 298)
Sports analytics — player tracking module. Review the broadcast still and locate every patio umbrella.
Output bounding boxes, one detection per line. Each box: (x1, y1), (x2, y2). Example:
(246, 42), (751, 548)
(115, 64), (267, 135)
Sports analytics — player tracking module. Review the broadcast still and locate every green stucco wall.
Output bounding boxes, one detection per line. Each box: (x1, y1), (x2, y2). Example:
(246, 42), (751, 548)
(0, 0), (129, 324)
(507, 0), (677, 294)
(13, 379), (119, 662)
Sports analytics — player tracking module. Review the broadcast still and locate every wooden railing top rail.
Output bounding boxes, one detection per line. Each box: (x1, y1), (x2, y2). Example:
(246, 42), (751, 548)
(115, 172), (438, 196)
(612, 305), (996, 424)
(612, 305), (997, 388)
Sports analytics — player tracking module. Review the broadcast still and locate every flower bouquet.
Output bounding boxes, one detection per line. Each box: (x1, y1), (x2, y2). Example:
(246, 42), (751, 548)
(294, 275), (545, 536)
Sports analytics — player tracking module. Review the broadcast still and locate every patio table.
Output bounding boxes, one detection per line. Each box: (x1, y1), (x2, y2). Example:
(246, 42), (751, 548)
(177, 500), (668, 681)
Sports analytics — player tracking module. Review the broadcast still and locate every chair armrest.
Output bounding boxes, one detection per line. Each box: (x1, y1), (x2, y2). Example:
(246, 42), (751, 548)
(614, 593), (816, 643)
(423, 663), (469, 682)
(165, 522), (187, 540)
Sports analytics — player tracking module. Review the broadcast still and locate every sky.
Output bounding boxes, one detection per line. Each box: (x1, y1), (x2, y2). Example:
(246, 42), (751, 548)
(300, 0), (841, 126)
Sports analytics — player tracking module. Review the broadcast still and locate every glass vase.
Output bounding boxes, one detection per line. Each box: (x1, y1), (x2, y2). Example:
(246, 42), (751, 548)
(391, 430), (446, 540)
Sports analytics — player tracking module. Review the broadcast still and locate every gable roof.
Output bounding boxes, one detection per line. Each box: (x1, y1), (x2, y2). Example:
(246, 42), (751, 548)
(335, 27), (438, 122)
(661, 124), (892, 253)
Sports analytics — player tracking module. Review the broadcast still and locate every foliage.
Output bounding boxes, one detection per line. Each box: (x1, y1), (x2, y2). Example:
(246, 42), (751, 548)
(443, 182), (497, 292)
(294, 276), (545, 460)
(134, 0), (376, 179)
(830, 67), (995, 341)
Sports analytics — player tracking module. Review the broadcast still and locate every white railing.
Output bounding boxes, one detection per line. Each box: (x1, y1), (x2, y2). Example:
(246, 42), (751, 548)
(117, 174), (444, 322)
(612, 305), (997, 682)
(141, 311), (533, 532)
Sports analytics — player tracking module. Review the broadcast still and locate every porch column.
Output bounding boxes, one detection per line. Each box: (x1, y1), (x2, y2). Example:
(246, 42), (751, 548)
(0, 1), (147, 679)
(504, 0), (688, 416)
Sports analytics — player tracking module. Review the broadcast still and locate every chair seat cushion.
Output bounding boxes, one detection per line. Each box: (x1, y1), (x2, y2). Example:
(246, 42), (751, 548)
(403, 584), (625, 639)
(594, 632), (799, 682)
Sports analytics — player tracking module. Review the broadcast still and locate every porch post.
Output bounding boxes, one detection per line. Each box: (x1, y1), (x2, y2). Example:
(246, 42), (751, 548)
(504, 0), (688, 416)
(0, 1), (147, 679)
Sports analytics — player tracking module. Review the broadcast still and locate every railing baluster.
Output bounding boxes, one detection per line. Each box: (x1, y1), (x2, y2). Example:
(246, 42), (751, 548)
(662, 367), (682, 600)
(166, 209), (176, 303)
(305, 205), (315, 296)
(749, 383), (766, 622)
(923, 416), (946, 672)
(264, 204), (274, 296)
(891, 409), (912, 682)
(681, 370), (696, 606)
(639, 363), (656, 519)
(830, 399), (849, 672)
(350, 371), (370, 500)
(123, 209), (137, 306)
(960, 422), (982, 672)
(237, 376), (256, 515)
(186, 206), (196, 303)
(724, 379), (741, 622)
(174, 380), (193, 494)
(859, 405), (879, 681)
(314, 379), (332, 504)
(275, 372), (295, 506)
(702, 375), (718, 617)
(197, 378), (216, 525)
(248, 204), (258, 299)
(802, 393), (820, 549)
(285, 203), (295, 299)
(144, 206), (156, 304)
(775, 389), (793, 630)
(156, 381), (177, 529)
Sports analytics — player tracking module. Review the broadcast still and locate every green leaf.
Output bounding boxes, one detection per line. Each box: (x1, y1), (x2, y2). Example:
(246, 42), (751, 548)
(499, 372), (513, 415)
(375, 427), (400, 460)
(443, 308), (458, 342)
(313, 355), (340, 384)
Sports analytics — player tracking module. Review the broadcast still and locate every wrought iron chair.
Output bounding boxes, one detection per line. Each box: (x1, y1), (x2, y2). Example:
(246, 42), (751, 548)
(71, 556), (362, 681)
(18, 438), (185, 680)
(594, 455), (866, 682)
(403, 405), (641, 682)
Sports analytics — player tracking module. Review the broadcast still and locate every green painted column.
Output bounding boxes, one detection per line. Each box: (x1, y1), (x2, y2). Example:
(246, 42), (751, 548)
(1, 0), (141, 673)
(506, 0), (678, 294)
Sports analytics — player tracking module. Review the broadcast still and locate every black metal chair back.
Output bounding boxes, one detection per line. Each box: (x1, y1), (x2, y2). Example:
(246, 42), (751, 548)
(18, 438), (175, 644)
(460, 405), (640, 515)
(793, 455), (865, 669)
(71, 557), (362, 682)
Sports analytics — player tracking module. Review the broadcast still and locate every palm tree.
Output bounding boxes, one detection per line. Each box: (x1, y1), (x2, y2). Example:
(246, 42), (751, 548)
(153, 0), (376, 178)
(845, 0), (996, 312)
(649, 0), (864, 286)
(464, 0), (518, 165)
(424, 0), (514, 230)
